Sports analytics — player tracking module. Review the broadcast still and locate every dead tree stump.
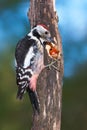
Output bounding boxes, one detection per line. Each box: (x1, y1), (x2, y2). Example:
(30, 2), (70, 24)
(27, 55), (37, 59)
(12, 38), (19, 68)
(27, 0), (63, 130)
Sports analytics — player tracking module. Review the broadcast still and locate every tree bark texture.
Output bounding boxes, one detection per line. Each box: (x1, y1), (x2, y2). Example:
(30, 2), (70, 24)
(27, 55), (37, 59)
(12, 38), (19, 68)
(27, 0), (63, 130)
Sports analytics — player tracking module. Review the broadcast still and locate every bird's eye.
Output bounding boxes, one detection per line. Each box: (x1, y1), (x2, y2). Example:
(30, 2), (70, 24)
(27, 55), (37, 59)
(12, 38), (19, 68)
(45, 31), (48, 34)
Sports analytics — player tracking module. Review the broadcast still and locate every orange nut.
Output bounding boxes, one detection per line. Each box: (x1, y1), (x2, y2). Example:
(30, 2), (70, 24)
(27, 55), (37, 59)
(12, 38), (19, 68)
(45, 42), (60, 59)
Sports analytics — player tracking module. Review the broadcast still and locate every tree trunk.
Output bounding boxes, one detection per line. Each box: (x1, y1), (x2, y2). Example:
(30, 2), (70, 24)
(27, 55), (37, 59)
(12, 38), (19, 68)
(27, 0), (63, 130)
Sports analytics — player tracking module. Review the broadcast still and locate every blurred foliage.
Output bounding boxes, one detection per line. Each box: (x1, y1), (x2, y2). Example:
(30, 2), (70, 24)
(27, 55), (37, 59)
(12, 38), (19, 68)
(0, 0), (21, 10)
(0, 0), (29, 10)
(61, 62), (87, 130)
(0, 47), (32, 130)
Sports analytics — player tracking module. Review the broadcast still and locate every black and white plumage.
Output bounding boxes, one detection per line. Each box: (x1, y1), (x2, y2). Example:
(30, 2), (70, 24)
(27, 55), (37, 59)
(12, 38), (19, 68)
(15, 24), (52, 113)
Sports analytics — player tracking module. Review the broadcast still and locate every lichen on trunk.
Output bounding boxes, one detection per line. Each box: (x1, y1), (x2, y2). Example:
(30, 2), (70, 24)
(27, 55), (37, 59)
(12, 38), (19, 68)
(27, 0), (63, 130)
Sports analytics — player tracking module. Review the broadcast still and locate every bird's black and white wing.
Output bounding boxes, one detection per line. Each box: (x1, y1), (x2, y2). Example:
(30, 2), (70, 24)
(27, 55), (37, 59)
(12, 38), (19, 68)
(15, 36), (34, 99)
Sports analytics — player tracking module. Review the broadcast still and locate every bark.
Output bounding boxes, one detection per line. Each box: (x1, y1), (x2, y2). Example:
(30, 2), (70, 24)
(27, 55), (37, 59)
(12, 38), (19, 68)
(27, 0), (63, 130)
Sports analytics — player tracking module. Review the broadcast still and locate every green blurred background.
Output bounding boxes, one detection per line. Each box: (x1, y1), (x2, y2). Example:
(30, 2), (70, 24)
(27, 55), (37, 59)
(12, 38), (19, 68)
(0, 0), (87, 130)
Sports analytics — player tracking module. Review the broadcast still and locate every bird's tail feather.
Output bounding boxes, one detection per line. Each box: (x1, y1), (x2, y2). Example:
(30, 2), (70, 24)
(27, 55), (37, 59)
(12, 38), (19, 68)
(16, 88), (25, 100)
(27, 88), (40, 114)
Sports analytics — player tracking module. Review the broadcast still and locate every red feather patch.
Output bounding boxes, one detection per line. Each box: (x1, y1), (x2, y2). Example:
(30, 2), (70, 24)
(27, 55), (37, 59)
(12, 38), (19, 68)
(37, 24), (49, 30)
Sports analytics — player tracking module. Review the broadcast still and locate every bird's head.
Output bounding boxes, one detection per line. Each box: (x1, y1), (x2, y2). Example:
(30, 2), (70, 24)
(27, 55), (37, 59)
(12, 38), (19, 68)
(31, 24), (60, 59)
(32, 24), (52, 44)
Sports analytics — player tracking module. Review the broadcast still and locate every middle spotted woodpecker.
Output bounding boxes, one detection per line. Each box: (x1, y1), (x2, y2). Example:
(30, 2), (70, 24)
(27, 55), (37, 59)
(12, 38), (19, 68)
(15, 24), (59, 113)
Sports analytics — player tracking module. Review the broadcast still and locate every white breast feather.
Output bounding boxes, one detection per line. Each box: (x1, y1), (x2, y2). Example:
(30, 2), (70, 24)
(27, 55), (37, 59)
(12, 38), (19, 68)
(24, 47), (35, 68)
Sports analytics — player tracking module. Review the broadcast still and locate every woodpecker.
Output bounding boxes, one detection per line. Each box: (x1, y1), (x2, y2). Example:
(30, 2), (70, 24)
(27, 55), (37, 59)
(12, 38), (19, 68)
(15, 24), (56, 113)
(15, 24), (60, 113)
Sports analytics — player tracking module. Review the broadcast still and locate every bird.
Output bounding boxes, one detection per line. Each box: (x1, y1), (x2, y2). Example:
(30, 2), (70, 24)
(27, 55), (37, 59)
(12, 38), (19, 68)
(15, 24), (56, 114)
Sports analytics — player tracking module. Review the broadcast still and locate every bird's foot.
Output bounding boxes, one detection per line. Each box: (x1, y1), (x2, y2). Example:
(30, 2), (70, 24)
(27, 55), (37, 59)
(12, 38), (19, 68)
(45, 59), (60, 72)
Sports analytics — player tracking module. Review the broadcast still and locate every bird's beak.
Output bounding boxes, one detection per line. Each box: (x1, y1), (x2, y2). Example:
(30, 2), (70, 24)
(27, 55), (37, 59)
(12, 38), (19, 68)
(46, 37), (54, 43)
